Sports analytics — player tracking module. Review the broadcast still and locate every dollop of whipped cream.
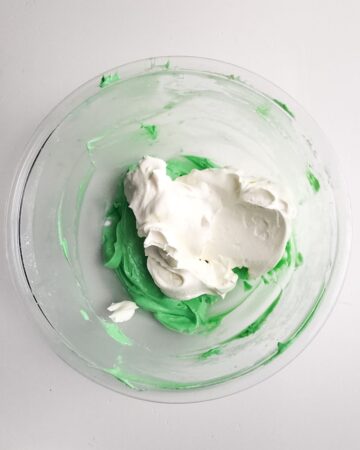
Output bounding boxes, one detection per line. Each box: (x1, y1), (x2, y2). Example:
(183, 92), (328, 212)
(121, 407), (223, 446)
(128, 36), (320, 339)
(125, 156), (293, 300)
(107, 301), (139, 323)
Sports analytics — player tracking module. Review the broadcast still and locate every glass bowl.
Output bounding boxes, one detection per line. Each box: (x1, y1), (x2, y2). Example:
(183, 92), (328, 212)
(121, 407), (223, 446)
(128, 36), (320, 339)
(7, 56), (351, 402)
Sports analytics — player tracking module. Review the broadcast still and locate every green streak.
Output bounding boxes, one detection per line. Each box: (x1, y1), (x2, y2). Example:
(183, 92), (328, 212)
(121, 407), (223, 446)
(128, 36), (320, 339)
(223, 291), (282, 344)
(57, 195), (70, 261)
(105, 363), (243, 391)
(140, 123), (158, 140)
(306, 169), (321, 192)
(164, 101), (176, 110)
(273, 285), (326, 357)
(105, 367), (137, 389)
(166, 155), (218, 180)
(243, 280), (253, 291)
(80, 309), (90, 321)
(164, 60), (170, 69)
(272, 98), (295, 118)
(198, 347), (222, 360)
(197, 291), (282, 361)
(295, 252), (304, 268)
(77, 167), (94, 211)
(99, 73), (120, 88)
(256, 104), (270, 118)
(86, 136), (103, 165)
(101, 320), (132, 346)
(227, 74), (241, 81)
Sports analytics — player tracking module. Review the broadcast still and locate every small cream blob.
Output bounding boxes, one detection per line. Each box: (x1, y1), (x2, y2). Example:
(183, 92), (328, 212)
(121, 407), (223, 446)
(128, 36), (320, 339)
(125, 156), (294, 300)
(107, 301), (139, 323)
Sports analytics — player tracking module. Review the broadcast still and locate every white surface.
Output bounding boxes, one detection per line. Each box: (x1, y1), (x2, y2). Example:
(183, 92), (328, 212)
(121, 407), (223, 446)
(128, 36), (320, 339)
(0, 1), (358, 449)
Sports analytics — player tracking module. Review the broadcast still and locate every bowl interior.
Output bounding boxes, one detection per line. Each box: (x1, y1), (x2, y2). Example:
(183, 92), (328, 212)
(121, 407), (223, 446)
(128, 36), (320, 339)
(15, 57), (346, 401)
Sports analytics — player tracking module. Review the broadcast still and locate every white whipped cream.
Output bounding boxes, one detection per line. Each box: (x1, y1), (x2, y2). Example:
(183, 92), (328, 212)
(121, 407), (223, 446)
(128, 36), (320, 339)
(107, 301), (139, 323)
(125, 156), (293, 300)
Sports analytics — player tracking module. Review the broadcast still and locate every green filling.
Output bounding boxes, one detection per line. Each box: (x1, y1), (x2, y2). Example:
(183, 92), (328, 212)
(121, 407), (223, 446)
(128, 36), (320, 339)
(243, 280), (253, 291)
(272, 98), (295, 118)
(306, 169), (321, 192)
(232, 266), (249, 280)
(233, 267), (252, 290)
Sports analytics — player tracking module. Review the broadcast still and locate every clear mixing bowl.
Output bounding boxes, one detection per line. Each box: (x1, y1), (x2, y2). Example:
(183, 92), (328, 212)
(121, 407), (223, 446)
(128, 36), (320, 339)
(7, 56), (351, 402)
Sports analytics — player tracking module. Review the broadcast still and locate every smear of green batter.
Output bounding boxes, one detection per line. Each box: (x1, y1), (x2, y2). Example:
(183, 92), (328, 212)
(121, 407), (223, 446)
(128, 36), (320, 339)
(101, 319), (132, 346)
(269, 284), (326, 359)
(306, 169), (321, 193)
(57, 195), (70, 261)
(164, 101), (176, 110)
(226, 291), (281, 342)
(77, 167), (95, 211)
(166, 154), (219, 178)
(198, 291), (282, 359)
(295, 252), (304, 268)
(272, 98), (295, 118)
(198, 347), (222, 360)
(86, 136), (103, 165)
(80, 309), (90, 321)
(256, 104), (271, 118)
(227, 74), (241, 81)
(262, 240), (292, 285)
(140, 123), (158, 140)
(105, 367), (137, 389)
(99, 73), (120, 88)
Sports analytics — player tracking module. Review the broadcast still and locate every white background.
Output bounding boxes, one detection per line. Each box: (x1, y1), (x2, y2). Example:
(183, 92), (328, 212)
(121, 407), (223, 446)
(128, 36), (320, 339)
(0, 1), (359, 449)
